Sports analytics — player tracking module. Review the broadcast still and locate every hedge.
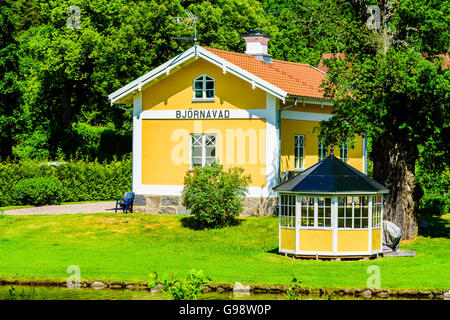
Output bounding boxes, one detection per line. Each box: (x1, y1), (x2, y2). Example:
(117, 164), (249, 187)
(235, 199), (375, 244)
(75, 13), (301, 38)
(13, 177), (63, 206)
(0, 158), (132, 206)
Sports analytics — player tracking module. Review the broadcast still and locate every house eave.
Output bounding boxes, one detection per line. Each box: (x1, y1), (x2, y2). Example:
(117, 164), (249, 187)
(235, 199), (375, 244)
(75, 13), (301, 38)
(107, 46), (289, 105)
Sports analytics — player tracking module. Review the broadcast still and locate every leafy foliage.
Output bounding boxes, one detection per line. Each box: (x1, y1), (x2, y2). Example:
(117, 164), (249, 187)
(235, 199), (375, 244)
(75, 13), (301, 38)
(0, 0), (21, 159)
(13, 177), (63, 205)
(182, 163), (251, 229)
(148, 269), (210, 300)
(284, 277), (302, 300)
(0, 158), (131, 206)
(3, 0), (269, 160)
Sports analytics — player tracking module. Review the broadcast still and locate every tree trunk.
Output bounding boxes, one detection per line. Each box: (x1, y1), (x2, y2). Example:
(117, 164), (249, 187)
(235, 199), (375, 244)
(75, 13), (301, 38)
(372, 133), (420, 239)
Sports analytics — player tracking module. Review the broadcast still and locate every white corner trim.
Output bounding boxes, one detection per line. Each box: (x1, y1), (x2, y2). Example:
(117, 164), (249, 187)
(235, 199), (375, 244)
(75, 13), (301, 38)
(132, 93), (143, 193)
(363, 134), (368, 174)
(265, 93), (279, 197)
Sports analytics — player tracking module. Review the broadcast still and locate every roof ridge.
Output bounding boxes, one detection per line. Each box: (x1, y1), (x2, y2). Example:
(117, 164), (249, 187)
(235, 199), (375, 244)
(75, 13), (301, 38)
(201, 46), (327, 99)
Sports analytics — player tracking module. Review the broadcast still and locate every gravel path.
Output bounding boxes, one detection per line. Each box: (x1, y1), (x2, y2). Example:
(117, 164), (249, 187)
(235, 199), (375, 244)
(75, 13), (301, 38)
(2, 202), (117, 216)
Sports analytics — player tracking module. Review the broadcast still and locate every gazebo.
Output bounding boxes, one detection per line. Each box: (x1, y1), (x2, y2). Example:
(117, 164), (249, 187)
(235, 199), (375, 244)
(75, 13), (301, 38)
(273, 152), (389, 259)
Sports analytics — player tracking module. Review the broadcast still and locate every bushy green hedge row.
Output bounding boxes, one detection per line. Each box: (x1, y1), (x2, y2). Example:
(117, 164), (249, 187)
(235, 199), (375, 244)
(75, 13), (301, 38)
(416, 165), (450, 216)
(0, 158), (132, 206)
(13, 177), (63, 206)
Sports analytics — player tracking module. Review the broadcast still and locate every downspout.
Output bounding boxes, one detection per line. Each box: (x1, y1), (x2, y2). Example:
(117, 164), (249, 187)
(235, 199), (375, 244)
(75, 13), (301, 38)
(277, 98), (298, 183)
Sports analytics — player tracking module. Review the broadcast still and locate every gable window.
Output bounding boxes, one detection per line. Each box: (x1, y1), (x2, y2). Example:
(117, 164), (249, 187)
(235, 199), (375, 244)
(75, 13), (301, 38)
(294, 135), (305, 170)
(340, 140), (348, 163)
(193, 74), (215, 101)
(318, 138), (328, 161)
(190, 134), (216, 168)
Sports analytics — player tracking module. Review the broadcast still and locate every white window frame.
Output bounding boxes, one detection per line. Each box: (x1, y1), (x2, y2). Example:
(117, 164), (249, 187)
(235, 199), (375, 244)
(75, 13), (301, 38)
(299, 196), (315, 227)
(317, 197), (332, 227)
(372, 195), (382, 229)
(337, 196), (370, 230)
(318, 138), (328, 162)
(190, 133), (217, 169)
(340, 140), (348, 163)
(193, 74), (215, 102)
(279, 194), (296, 228)
(294, 135), (305, 170)
(298, 196), (333, 230)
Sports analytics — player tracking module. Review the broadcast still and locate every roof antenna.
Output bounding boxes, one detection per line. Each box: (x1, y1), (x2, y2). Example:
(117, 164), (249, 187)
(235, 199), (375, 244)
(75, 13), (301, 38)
(171, 9), (199, 58)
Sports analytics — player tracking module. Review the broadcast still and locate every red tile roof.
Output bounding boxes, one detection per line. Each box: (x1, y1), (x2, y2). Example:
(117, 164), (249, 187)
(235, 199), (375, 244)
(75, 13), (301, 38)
(317, 53), (346, 73)
(202, 46), (328, 100)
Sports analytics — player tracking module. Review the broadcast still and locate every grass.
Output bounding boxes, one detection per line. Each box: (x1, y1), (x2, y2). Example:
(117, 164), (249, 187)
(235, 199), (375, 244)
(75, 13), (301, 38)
(0, 212), (448, 291)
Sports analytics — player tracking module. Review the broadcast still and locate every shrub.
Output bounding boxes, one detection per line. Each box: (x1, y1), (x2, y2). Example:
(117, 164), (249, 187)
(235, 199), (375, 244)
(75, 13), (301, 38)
(285, 277), (302, 300)
(419, 194), (449, 216)
(148, 270), (210, 300)
(182, 163), (251, 229)
(13, 177), (63, 206)
(0, 158), (132, 206)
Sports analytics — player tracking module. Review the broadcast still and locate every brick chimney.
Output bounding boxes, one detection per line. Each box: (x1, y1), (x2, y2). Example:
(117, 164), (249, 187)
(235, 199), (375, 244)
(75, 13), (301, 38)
(243, 29), (272, 63)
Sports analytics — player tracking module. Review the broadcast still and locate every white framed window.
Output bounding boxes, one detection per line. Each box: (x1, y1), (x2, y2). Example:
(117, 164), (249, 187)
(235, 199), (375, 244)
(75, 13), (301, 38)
(340, 140), (348, 163)
(318, 138), (328, 161)
(372, 195), (382, 228)
(317, 197), (332, 227)
(190, 134), (216, 168)
(294, 135), (305, 170)
(300, 197), (314, 227)
(337, 196), (369, 229)
(280, 195), (296, 228)
(193, 74), (215, 101)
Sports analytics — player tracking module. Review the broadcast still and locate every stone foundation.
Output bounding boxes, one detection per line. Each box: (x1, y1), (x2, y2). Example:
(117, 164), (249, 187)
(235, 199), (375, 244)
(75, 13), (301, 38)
(134, 194), (278, 216)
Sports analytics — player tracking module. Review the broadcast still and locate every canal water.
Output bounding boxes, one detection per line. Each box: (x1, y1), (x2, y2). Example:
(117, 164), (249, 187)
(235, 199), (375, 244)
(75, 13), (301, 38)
(0, 285), (436, 300)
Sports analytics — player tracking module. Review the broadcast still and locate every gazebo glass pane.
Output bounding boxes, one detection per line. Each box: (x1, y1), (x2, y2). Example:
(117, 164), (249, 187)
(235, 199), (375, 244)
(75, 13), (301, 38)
(300, 197), (314, 226)
(318, 197), (331, 227)
(280, 195), (296, 228)
(361, 196), (369, 228)
(354, 197), (361, 228)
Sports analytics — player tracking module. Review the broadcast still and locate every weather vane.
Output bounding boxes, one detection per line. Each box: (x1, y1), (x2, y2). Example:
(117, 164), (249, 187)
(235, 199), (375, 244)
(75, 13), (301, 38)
(171, 9), (199, 56)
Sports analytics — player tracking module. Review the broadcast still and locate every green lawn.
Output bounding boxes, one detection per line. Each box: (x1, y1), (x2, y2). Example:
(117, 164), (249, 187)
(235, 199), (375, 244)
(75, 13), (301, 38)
(0, 212), (448, 291)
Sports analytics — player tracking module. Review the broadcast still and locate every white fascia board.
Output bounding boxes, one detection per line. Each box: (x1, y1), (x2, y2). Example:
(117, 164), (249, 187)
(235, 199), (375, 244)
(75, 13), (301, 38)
(108, 45), (289, 105)
(108, 47), (196, 104)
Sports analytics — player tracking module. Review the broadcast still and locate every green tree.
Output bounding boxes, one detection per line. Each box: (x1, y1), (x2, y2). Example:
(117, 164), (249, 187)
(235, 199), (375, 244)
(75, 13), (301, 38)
(12, 0), (269, 160)
(318, 0), (449, 238)
(262, 0), (375, 65)
(0, 0), (21, 159)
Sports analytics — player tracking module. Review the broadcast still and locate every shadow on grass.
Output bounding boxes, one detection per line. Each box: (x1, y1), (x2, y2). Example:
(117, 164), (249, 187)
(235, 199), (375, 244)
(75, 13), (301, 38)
(180, 216), (242, 230)
(267, 247), (279, 255)
(418, 214), (450, 239)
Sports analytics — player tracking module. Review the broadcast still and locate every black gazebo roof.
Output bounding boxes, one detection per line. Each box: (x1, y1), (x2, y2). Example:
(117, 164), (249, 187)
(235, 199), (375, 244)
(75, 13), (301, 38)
(273, 154), (389, 194)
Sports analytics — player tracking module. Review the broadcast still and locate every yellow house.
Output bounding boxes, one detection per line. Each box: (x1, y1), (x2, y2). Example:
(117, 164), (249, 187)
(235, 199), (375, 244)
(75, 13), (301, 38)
(107, 30), (367, 216)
